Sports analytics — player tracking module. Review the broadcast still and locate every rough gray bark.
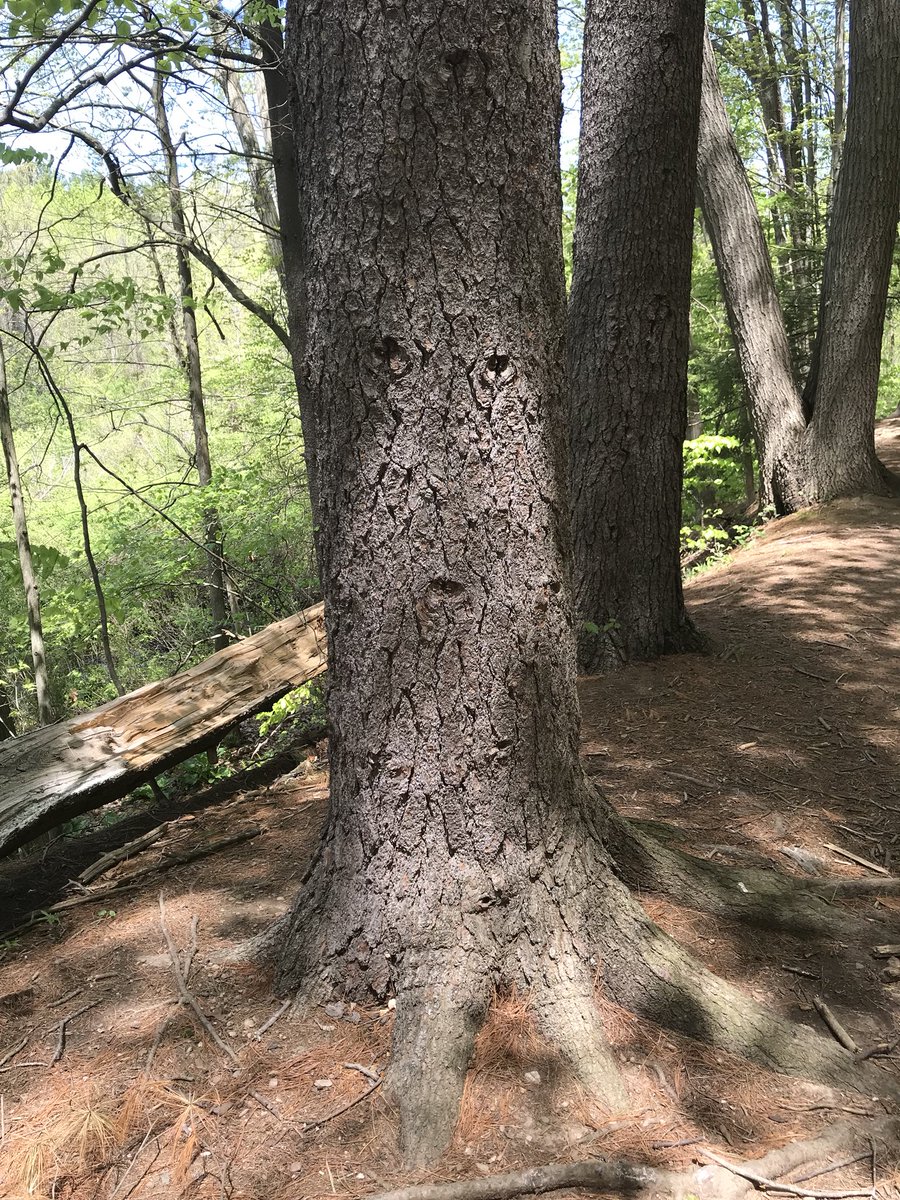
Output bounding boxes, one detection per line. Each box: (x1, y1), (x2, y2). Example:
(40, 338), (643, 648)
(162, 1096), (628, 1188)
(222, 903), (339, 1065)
(274, 0), (885, 1170)
(802, 0), (900, 500)
(568, 0), (705, 671)
(697, 28), (809, 513)
(151, 73), (230, 651)
(0, 334), (54, 725)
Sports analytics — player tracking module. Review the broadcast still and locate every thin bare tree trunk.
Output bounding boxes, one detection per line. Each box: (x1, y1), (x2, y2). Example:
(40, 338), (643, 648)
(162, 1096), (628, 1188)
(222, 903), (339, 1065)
(33, 352), (125, 696)
(830, 0), (847, 205)
(151, 73), (230, 651)
(696, 27), (807, 512)
(0, 689), (14, 740)
(0, 335), (54, 724)
(205, 3), (284, 278)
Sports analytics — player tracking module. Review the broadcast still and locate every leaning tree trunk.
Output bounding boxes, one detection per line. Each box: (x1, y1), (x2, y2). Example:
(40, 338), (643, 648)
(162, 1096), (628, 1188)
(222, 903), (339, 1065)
(801, 0), (900, 501)
(696, 27), (809, 513)
(274, 0), (881, 1171)
(0, 335), (54, 724)
(151, 73), (230, 651)
(567, 0), (705, 670)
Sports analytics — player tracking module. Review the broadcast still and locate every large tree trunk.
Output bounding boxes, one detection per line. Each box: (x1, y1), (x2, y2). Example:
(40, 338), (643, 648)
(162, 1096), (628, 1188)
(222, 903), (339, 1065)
(801, 0), (900, 501)
(151, 73), (231, 650)
(274, 0), (879, 1171)
(697, 27), (809, 513)
(567, 0), (704, 671)
(0, 335), (54, 724)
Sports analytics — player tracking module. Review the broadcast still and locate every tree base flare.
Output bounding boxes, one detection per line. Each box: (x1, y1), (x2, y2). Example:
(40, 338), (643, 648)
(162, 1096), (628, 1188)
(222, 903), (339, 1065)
(276, 787), (893, 1166)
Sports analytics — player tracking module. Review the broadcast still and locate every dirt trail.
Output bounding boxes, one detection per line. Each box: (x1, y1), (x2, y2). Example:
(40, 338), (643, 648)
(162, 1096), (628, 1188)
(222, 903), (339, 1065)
(1, 425), (899, 1199)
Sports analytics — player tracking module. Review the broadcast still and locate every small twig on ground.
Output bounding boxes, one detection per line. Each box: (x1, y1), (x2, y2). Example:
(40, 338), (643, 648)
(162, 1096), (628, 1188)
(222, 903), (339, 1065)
(255, 998), (291, 1040)
(793, 666), (833, 682)
(182, 915), (199, 979)
(302, 1080), (382, 1132)
(855, 1030), (900, 1063)
(343, 1061), (380, 1084)
(0, 1034), (28, 1069)
(48, 987), (83, 1008)
(782, 965), (819, 979)
(812, 996), (860, 1054)
(251, 1090), (284, 1121)
(789, 1154), (870, 1184)
(50, 1000), (101, 1065)
(158, 895), (238, 1064)
(824, 844), (889, 876)
(77, 822), (170, 885)
(778, 1104), (876, 1117)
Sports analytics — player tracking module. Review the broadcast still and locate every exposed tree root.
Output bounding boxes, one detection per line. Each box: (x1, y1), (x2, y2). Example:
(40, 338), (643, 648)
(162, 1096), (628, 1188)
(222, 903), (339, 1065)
(527, 958), (627, 1109)
(368, 1117), (900, 1200)
(594, 865), (891, 1099)
(387, 952), (493, 1168)
(607, 813), (888, 939)
(273, 790), (897, 1167)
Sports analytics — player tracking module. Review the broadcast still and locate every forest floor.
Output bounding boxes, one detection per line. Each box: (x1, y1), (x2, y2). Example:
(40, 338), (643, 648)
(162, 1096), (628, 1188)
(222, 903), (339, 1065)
(2, 421), (900, 1200)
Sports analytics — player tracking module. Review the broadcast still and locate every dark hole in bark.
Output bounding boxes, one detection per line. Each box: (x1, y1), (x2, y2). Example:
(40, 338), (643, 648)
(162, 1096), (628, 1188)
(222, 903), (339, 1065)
(375, 336), (412, 379)
(481, 352), (516, 387)
(428, 578), (466, 597)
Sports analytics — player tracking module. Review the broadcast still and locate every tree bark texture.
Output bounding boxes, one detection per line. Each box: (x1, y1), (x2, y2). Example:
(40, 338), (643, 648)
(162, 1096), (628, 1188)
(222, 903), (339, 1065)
(567, 0), (705, 671)
(274, 0), (878, 1168)
(0, 335), (54, 725)
(802, 0), (900, 501)
(697, 28), (809, 513)
(152, 73), (230, 650)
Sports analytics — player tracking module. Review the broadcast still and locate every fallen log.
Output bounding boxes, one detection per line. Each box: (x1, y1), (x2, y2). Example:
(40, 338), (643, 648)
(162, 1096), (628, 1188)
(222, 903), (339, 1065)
(0, 603), (326, 857)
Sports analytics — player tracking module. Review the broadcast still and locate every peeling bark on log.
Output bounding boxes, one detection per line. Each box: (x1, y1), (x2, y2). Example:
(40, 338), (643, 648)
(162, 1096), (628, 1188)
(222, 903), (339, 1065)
(0, 603), (325, 856)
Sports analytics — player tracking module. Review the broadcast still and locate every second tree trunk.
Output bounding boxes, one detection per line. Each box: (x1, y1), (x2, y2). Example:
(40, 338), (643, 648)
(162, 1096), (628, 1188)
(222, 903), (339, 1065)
(568, 0), (705, 672)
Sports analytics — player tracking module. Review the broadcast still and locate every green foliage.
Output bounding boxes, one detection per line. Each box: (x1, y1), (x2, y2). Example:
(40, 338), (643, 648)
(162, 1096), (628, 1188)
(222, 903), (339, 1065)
(256, 679), (325, 746)
(581, 618), (619, 638)
(683, 435), (746, 513)
(0, 162), (316, 727)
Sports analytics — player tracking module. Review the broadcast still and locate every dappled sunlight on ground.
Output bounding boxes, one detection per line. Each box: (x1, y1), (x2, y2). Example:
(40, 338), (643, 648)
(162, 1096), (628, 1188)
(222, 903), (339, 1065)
(2, 433), (900, 1196)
